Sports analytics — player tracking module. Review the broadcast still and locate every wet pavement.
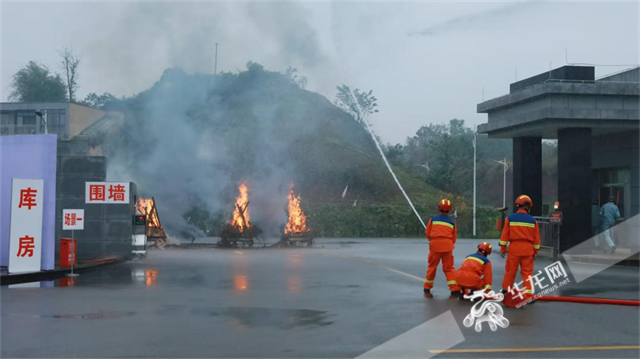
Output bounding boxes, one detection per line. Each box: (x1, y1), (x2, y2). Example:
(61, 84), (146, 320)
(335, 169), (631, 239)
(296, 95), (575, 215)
(1, 238), (639, 358)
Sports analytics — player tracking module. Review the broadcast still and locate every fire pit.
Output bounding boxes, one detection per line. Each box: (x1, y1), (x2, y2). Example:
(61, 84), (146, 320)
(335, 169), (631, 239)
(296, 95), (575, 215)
(218, 182), (260, 248)
(136, 197), (168, 248)
(278, 184), (313, 247)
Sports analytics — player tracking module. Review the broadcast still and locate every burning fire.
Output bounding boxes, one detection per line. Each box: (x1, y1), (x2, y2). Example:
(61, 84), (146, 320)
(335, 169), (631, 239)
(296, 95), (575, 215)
(285, 184), (310, 234)
(136, 198), (161, 227)
(231, 182), (251, 232)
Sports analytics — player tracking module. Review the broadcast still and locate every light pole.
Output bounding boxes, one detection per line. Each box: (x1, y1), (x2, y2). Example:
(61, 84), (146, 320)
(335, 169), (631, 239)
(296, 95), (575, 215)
(35, 110), (48, 134)
(492, 158), (509, 208)
(473, 130), (477, 237)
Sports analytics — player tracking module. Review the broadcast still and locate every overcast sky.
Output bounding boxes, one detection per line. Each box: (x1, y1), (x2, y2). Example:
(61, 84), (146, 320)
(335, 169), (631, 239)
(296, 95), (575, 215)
(1, 0), (638, 144)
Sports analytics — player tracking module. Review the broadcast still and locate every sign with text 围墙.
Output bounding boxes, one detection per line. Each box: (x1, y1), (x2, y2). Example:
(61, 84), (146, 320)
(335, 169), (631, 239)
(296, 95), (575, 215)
(9, 179), (44, 273)
(85, 182), (130, 204)
(63, 209), (85, 230)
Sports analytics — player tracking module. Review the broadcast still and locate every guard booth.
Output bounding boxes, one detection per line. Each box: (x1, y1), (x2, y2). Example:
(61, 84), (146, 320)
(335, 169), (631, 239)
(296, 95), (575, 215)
(478, 66), (639, 253)
(132, 214), (147, 256)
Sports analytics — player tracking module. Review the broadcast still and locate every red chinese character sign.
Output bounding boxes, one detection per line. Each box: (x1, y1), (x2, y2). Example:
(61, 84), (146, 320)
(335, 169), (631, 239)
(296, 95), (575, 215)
(9, 179), (44, 273)
(62, 209), (84, 230)
(85, 182), (130, 204)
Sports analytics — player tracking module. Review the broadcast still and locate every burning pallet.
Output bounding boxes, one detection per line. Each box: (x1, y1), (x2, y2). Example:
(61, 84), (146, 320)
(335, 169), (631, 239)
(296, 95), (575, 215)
(136, 197), (168, 247)
(218, 182), (260, 248)
(275, 184), (313, 247)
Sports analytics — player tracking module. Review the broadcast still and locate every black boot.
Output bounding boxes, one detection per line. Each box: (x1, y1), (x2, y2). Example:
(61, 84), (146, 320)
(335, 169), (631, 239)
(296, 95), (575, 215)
(450, 290), (460, 296)
(423, 289), (431, 294)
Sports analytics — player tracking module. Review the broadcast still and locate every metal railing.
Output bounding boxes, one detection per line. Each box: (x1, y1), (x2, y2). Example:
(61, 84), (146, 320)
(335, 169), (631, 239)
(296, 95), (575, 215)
(534, 216), (561, 260)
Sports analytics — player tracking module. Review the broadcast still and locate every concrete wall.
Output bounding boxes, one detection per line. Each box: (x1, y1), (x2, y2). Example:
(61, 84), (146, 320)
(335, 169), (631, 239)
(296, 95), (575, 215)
(598, 68), (640, 83)
(67, 104), (105, 138)
(55, 156), (135, 263)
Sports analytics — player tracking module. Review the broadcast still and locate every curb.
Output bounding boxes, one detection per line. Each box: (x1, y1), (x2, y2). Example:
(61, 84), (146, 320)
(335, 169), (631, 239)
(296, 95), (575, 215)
(1, 259), (120, 286)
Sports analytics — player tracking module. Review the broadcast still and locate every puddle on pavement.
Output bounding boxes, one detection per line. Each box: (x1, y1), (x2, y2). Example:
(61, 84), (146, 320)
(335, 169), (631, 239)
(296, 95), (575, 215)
(190, 307), (332, 329)
(12, 311), (137, 320)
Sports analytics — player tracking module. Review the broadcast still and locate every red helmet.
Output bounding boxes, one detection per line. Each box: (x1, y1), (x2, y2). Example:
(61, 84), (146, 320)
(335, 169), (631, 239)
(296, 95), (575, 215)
(515, 194), (533, 208)
(438, 198), (452, 212)
(478, 241), (492, 255)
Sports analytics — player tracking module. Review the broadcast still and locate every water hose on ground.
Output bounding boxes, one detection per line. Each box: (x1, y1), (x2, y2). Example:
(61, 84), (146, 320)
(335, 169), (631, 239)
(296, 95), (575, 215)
(536, 296), (640, 306)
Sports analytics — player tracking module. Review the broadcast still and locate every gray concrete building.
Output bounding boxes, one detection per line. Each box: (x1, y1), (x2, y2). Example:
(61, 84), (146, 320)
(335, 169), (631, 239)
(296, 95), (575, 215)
(478, 66), (639, 252)
(0, 102), (124, 155)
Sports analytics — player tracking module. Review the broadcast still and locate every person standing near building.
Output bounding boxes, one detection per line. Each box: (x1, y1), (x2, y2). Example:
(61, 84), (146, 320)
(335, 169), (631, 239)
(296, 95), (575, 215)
(500, 195), (540, 302)
(591, 201), (602, 250)
(423, 199), (460, 296)
(600, 196), (621, 254)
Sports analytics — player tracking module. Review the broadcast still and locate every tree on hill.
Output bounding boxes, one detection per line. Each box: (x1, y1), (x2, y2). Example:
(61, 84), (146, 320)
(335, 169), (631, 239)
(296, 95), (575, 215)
(9, 61), (67, 102)
(80, 92), (118, 109)
(59, 47), (81, 102)
(334, 84), (378, 125)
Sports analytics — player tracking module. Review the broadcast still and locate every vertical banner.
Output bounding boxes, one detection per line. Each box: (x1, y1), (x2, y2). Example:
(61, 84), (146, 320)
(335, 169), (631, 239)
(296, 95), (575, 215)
(9, 179), (44, 273)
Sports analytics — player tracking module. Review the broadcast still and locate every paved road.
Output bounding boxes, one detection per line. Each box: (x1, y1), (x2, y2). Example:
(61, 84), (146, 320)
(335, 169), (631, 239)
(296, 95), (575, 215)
(1, 238), (638, 358)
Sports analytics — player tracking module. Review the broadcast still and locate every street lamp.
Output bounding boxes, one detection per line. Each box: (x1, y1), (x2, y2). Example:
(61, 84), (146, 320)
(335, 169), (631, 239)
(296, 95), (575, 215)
(491, 158), (509, 208)
(35, 110), (48, 134)
(472, 129), (477, 237)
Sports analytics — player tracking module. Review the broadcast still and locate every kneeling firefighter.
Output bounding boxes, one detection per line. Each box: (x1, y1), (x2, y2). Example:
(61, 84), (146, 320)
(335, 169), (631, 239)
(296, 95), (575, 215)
(423, 199), (460, 295)
(456, 242), (493, 297)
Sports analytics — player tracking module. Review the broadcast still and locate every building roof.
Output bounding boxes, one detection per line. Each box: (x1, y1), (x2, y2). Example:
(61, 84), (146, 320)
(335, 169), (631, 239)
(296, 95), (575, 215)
(73, 112), (125, 139)
(477, 66), (640, 139)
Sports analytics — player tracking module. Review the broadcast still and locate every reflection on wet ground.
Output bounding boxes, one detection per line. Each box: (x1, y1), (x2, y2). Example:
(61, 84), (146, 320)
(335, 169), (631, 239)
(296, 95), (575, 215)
(191, 307), (332, 329)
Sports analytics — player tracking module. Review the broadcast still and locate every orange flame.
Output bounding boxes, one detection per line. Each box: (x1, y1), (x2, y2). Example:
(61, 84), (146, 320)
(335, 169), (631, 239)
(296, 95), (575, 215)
(136, 198), (161, 228)
(231, 182), (250, 232)
(285, 184), (310, 234)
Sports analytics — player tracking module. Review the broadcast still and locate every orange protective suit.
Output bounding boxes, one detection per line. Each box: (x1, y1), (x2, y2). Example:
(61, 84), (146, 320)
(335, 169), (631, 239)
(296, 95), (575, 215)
(455, 252), (493, 292)
(423, 214), (459, 291)
(500, 209), (540, 299)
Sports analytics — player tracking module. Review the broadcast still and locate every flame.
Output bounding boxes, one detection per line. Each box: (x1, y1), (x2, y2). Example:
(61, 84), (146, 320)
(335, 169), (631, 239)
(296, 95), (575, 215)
(285, 184), (310, 234)
(231, 182), (250, 232)
(136, 198), (161, 228)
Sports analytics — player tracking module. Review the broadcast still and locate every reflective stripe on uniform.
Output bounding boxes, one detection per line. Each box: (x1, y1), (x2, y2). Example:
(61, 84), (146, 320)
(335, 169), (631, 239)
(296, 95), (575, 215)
(523, 289), (533, 294)
(485, 285), (492, 289)
(447, 280), (457, 285)
(510, 221), (535, 228)
(499, 241), (508, 245)
(433, 221), (454, 228)
(424, 279), (434, 283)
(533, 245), (540, 249)
(465, 256), (485, 265)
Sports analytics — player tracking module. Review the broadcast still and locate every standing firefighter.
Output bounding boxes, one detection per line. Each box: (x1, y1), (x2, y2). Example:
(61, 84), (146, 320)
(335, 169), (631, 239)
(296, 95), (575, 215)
(423, 199), (460, 295)
(456, 242), (493, 297)
(500, 195), (540, 301)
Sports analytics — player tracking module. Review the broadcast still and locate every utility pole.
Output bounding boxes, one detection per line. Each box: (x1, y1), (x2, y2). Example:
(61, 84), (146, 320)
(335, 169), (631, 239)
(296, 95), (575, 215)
(214, 43), (218, 75)
(473, 129), (477, 237)
(502, 157), (507, 208)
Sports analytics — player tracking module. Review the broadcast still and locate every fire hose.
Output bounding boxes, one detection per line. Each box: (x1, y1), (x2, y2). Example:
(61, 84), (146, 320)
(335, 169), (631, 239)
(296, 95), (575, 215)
(536, 296), (640, 306)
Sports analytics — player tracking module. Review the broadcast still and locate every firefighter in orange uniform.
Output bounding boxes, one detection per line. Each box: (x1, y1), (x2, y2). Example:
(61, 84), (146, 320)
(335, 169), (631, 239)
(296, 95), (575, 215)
(456, 242), (493, 297)
(500, 195), (540, 301)
(423, 199), (460, 295)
